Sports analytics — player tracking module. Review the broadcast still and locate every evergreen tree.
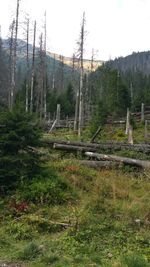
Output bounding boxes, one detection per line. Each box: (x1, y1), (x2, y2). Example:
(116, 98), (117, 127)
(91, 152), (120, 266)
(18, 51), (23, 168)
(0, 108), (42, 189)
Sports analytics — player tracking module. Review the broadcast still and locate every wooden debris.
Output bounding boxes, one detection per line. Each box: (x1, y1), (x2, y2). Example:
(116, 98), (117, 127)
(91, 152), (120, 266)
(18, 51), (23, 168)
(125, 108), (130, 135)
(90, 126), (102, 143)
(53, 143), (96, 152)
(85, 152), (150, 169)
(141, 103), (145, 122)
(43, 139), (150, 153)
(128, 125), (133, 145)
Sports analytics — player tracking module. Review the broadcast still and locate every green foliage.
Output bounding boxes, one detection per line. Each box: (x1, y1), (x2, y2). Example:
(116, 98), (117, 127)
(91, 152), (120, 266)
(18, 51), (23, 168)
(0, 143), (150, 266)
(0, 108), (42, 188)
(90, 66), (131, 118)
(41, 253), (59, 265)
(47, 82), (75, 118)
(90, 100), (108, 135)
(17, 242), (41, 260)
(6, 221), (32, 240)
(16, 167), (75, 205)
(122, 253), (149, 267)
(20, 177), (71, 205)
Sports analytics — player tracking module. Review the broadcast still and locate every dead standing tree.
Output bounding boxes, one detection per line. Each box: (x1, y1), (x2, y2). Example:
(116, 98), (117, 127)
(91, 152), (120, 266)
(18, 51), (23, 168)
(30, 20), (36, 113)
(74, 12), (86, 137)
(25, 17), (30, 112)
(36, 12), (47, 120)
(36, 33), (44, 118)
(10, 0), (20, 110)
(43, 11), (47, 120)
(78, 12), (85, 137)
(8, 20), (15, 108)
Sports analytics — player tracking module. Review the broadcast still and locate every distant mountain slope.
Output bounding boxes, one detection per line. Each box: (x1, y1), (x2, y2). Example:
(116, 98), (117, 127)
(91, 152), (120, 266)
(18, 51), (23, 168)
(2, 38), (77, 90)
(3, 38), (103, 74)
(47, 51), (103, 72)
(107, 51), (150, 75)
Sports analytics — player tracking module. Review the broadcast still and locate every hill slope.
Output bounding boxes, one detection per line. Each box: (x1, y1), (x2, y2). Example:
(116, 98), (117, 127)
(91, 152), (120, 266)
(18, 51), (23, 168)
(107, 51), (150, 75)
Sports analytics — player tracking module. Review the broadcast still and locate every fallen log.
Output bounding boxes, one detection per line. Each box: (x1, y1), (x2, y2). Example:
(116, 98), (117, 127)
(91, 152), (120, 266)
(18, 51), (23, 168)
(53, 143), (97, 152)
(43, 139), (150, 153)
(44, 139), (150, 148)
(79, 160), (120, 169)
(85, 152), (150, 169)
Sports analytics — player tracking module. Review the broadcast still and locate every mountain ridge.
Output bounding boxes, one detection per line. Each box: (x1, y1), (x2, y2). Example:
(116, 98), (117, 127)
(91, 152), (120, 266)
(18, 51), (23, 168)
(107, 50), (150, 75)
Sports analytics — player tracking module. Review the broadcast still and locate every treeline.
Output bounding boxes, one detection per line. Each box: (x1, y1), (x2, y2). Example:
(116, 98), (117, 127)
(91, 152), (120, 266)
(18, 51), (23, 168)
(1, 38), (150, 124)
(89, 64), (150, 121)
(0, 37), (78, 119)
(108, 51), (150, 75)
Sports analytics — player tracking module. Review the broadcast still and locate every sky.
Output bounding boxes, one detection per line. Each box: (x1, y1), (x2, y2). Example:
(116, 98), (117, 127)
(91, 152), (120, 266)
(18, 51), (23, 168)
(0, 0), (150, 60)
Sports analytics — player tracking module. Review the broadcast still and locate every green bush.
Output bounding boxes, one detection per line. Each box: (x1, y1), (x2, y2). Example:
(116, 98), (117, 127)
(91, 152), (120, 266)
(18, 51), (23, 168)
(6, 221), (32, 240)
(17, 242), (41, 260)
(17, 168), (75, 205)
(90, 100), (108, 136)
(0, 108), (42, 188)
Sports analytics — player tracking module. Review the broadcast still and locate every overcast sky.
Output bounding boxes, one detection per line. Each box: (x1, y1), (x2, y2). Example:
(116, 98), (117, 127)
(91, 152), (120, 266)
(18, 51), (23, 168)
(0, 0), (150, 60)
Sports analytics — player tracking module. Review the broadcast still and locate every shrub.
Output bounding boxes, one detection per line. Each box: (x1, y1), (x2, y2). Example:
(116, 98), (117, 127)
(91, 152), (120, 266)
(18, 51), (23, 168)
(0, 108), (42, 189)
(17, 168), (75, 205)
(6, 221), (32, 240)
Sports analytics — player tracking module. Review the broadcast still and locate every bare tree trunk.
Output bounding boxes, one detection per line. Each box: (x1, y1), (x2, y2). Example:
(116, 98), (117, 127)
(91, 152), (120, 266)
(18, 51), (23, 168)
(73, 54), (79, 131)
(141, 103), (144, 122)
(144, 120), (148, 140)
(43, 11), (47, 120)
(74, 84), (79, 131)
(25, 18), (29, 112)
(52, 53), (56, 90)
(125, 108), (130, 134)
(78, 12), (85, 137)
(128, 125), (133, 145)
(10, 0), (20, 110)
(9, 20), (15, 109)
(56, 104), (61, 126)
(130, 82), (133, 106)
(30, 20), (36, 113)
(40, 34), (44, 120)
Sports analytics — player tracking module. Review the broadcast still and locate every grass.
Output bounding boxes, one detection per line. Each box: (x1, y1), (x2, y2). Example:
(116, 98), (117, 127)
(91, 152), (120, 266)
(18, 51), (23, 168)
(43, 121), (150, 144)
(0, 125), (150, 266)
(0, 158), (150, 266)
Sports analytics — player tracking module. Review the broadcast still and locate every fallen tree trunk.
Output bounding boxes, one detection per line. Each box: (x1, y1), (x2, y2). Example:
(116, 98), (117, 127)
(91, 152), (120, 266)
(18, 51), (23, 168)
(79, 160), (119, 169)
(85, 152), (150, 169)
(43, 139), (150, 152)
(53, 143), (97, 152)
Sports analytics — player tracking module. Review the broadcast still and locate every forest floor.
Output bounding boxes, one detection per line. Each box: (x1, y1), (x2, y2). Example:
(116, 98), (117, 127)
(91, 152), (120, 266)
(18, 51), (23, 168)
(0, 124), (150, 267)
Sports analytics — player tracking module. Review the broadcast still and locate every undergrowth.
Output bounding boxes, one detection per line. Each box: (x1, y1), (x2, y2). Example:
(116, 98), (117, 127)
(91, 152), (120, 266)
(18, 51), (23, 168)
(0, 157), (150, 266)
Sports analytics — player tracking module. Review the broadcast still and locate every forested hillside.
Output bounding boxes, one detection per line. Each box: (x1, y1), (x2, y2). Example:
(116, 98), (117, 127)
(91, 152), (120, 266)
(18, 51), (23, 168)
(108, 51), (150, 75)
(1, 36), (150, 122)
